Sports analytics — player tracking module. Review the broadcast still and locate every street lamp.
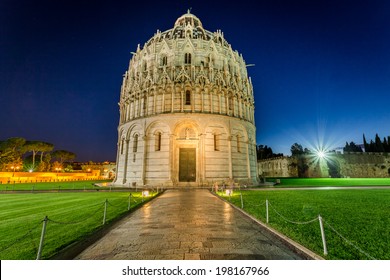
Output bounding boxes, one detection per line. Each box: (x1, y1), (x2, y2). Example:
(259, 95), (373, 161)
(10, 165), (20, 177)
(55, 167), (61, 181)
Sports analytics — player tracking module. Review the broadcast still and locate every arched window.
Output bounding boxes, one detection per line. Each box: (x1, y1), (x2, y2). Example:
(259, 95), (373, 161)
(184, 53), (191, 64)
(161, 55), (167, 66)
(229, 97), (233, 111)
(155, 132), (162, 151)
(133, 134), (138, 153)
(214, 133), (219, 151)
(236, 135), (241, 153)
(185, 90), (191, 105)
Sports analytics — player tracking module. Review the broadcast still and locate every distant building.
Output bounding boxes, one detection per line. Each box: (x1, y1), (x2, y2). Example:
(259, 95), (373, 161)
(114, 11), (258, 187)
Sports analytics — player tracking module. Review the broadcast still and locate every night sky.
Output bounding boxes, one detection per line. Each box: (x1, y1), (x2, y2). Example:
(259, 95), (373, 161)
(1, 0), (390, 162)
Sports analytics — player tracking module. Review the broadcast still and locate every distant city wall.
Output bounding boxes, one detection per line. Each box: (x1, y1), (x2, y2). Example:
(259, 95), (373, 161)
(258, 153), (390, 178)
(258, 157), (298, 177)
(0, 171), (102, 184)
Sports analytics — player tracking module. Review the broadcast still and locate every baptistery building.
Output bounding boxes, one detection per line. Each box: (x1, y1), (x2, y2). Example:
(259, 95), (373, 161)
(114, 11), (258, 187)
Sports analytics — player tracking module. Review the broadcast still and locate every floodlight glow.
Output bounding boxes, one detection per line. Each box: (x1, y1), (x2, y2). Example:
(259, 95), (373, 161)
(317, 150), (325, 159)
(225, 189), (233, 196)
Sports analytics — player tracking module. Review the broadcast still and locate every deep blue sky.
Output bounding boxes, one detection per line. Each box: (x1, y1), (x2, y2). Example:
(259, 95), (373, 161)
(1, 0), (389, 162)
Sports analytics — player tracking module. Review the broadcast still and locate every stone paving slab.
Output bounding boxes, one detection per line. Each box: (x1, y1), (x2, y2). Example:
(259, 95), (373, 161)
(75, 189), (303, 260)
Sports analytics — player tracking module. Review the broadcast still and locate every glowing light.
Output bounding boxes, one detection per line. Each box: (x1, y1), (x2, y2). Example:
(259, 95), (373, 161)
(317, 150), (326, 159)
(225, 189), (233, 196)
(142, 190), (150, 197)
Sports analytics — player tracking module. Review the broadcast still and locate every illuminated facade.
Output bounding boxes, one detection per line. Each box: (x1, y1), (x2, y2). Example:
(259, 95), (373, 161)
(114, 11), (258, 187)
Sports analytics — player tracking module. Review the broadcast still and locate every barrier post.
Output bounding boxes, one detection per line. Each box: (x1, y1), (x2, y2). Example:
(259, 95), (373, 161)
(103, 199), (108, 225)
(319, 215), (328, 256)
(266, 199), (269, 223)
(36, 216), (48, 260)
(128, 194), (131, 211)
(240, 192), (244, 209)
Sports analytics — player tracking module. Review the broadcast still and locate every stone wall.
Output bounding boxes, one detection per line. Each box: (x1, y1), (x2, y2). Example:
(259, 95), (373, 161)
(258, 157), (297, 177)
(336, 152), (390, 178)
(0, 171), (103, 184)
(257, 153), (390, 178)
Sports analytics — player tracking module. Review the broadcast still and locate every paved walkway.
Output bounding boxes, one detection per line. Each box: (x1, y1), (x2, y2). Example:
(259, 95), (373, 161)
(75, 189), (303, 260)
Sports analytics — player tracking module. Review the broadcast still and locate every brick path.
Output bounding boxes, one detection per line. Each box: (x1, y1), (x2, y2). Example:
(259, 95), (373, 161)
(75, 189), (303, 260)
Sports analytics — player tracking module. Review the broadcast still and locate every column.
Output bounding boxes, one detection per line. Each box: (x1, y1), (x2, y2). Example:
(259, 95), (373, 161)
(122, 140), (130, 184)
(138, 97), (142, 118)
(225, 95), (229, 115)
(201, 90), (204, 112)
(246, 140), (251, 180)
(181, 89), (184, 112)
(114, 142), (120, 184)
(219, 93), (222, 114)
(141, 135), (147, 185)
(227, 135), (233, 179)
(153, 93), (156, 115)
(210, 90), (214, 114)
(171, 86), (175, 113)
(162, 91), (165, 113)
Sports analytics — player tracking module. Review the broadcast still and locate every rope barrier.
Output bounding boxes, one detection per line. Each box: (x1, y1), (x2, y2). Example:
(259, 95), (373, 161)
(47, 203), (105, 225)
(244, 200), (266, 208)
(0, 222), (41, 254)
(107, 200), (126, 208)
(268, 201), (319, 225)
(324, 219), (376, 260)
(231, 193), (376, 259)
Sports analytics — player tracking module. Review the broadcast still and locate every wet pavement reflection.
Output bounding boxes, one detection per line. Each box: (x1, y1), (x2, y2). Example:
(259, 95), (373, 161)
(76, 189), (303, 260)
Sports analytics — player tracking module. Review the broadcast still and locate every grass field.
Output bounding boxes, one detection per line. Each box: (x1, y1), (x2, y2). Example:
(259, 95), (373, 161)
(265, 177), (390, 187)
(218, 189), (390, 260)
(0, 191), (156, 260)
(0, 180), (114, 192)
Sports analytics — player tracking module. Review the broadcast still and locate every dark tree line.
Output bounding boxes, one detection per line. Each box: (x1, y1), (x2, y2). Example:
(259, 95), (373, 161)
(256, 145), (283, 160)
(363, 134), (390, 153)
(343, 141), (363, 153)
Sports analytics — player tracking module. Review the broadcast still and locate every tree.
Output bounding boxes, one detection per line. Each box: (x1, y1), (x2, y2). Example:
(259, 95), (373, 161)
(22, 140), (42, 169)
(38, 153), (52, 172)
(344, 141), (363, 153)
(37, 142), (54, 163)
(363, 134), (369, 152)
(257, 145), (283, 160)
(383, 137), (389, 153)
(290, 143), (304, 156)
(0, 137), (26, 171)
(51, 150), (76, 164)
(375, 134), (385, 152)
(290, 143), (309, 177)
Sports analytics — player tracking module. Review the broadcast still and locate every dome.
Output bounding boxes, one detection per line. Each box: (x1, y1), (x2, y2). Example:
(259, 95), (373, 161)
(174, 10), (203, 28)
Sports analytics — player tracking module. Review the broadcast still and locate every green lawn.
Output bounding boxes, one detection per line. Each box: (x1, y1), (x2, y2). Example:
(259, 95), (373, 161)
(265, 177), (390, 187)
(0, 191), (156, 260)
(218, 189), (390, 260)
(0, 180), (113, 192)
